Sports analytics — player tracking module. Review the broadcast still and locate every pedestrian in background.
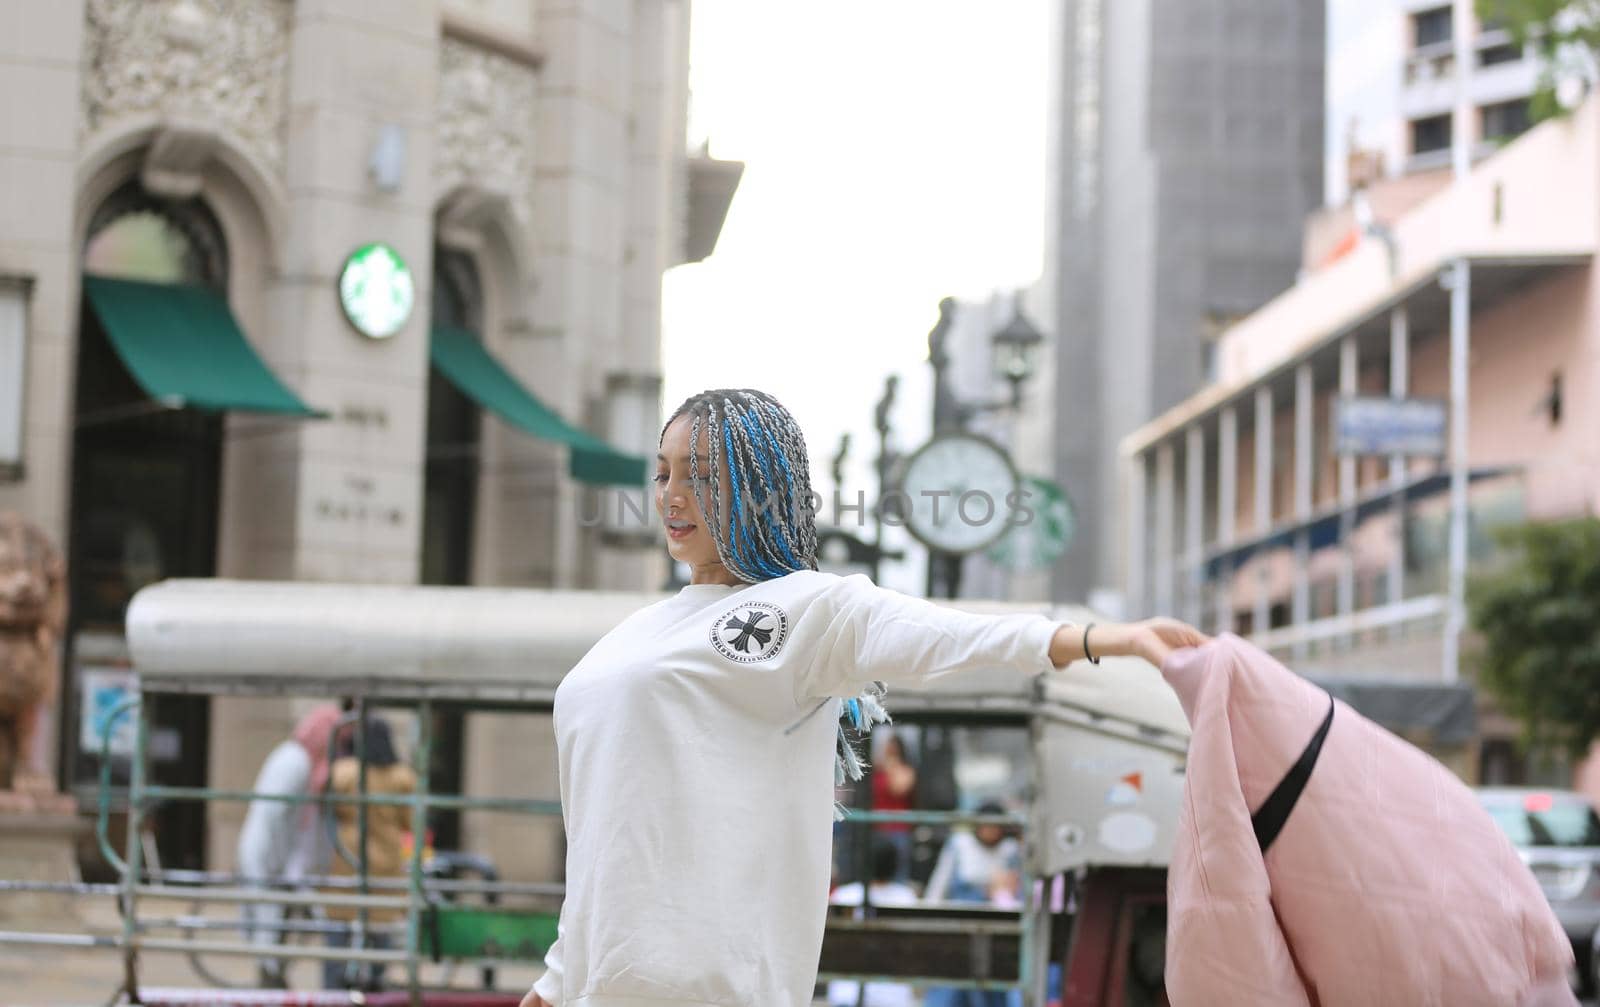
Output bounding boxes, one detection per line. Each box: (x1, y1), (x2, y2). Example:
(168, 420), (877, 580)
(871, 733), (917, 882)
(924, 801), (1022, 1007)
(322, 716), (416, 990)
(236, 704), (341, 988)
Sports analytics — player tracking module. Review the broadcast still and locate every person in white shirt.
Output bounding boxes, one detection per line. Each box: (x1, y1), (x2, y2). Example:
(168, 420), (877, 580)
(924, 801), (1024, 1007)
(923, 802), (1022, 907)
(236, 704), (341, 988)
(826, 839), (919, 1007)
(522, 388), (1206, 1007)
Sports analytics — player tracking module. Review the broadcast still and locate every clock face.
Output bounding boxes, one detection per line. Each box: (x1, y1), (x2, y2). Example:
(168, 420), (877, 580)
(338, 242), (414, 340)
(898, 433), (1019, 554)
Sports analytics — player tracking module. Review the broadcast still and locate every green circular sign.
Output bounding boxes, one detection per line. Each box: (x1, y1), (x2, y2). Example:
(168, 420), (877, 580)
(986, 476), (1075, 572)
(338, 242), (414, 339)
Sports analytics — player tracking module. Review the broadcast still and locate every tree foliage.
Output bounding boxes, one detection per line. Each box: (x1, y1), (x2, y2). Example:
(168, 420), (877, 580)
(1477, 0), (1600, 119)
(1468, 518), (1600, 757)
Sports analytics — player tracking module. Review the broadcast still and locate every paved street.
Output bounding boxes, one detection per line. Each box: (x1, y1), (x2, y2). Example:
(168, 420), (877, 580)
(2, 898), (1594, 1007)
(0, 900), (546, 1007)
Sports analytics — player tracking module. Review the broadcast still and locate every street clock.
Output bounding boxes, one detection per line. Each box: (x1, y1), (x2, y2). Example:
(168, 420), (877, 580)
(898, 432), (1020, 554)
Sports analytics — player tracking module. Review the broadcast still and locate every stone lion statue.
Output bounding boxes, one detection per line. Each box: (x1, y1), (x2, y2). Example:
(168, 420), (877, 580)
(0, 512), (66, 790)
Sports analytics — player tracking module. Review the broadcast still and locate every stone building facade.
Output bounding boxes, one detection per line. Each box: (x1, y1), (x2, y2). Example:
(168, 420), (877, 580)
(0, 0), (734, 880)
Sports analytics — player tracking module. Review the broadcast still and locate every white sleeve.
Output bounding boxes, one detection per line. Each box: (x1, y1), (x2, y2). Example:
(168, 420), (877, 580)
(795, 574), (1061, 700)
(236, 743), (311, 879)
(924, 835), (959, 902)
(530, 908), (566, 1004)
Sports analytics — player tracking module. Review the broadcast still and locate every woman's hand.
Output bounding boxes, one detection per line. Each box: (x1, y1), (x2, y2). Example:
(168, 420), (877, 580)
(520, 992), (551, 1007)
(1117, 618), (1211, 668)
(1048, 618), (1210, 669)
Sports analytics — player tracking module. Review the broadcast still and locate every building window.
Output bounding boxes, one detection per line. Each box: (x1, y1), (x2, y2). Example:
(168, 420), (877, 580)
(1478, 41), (1522, 67)
(0, 279), (26, 478)
(1412, 6), (1452, 49)
(1269, 600), (1291, 629)
(1481, 99), (1531, 142)
(1411, 113), (1453, 155)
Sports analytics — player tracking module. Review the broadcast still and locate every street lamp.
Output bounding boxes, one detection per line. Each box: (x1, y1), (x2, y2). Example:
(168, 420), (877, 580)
(990, 295), (1045, 410)
(919, 292), (1049, 597)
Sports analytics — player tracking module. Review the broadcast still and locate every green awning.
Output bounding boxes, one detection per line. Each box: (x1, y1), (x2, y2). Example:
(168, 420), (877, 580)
(83, 275), (323, 416)
(430, 326), (646, 486)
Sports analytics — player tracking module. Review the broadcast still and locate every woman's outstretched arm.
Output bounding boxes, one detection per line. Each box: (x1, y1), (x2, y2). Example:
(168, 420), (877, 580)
(797, 574), (1208, 698)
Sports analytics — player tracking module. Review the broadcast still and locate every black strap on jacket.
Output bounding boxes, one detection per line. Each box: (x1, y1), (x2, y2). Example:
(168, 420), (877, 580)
(1251, 697), (1335, 854)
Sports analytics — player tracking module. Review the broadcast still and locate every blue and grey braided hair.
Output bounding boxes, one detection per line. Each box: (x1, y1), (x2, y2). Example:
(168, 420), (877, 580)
(664, 387), (819, 581)
(662, 388), (889, 800)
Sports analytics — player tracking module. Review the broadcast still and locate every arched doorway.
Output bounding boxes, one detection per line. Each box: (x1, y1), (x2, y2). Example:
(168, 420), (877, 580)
(420, 244), (485, 852)
(69, 181), (229, 871)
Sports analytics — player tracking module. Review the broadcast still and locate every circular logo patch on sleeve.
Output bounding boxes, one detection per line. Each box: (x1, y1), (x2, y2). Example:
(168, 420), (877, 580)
(710, 601), (790, 663)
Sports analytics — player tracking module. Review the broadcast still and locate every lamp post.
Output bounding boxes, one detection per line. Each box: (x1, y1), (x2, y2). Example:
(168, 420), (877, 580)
(872, 375), (900, 583)
(921, 293), (1046, 598)
(818, 428), (904, 582)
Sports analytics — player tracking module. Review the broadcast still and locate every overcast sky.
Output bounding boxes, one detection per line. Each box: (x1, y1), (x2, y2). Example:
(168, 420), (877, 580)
(660, 0), (1052, 589)
(1325, 0), (1402, 204)
(662, 1), (1376, 589)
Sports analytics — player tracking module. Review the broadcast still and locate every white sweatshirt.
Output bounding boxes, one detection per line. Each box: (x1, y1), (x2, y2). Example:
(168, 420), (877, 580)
(531, 570), (1059, 1007)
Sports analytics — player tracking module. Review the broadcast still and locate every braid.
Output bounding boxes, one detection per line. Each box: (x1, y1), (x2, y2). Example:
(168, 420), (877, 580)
(663, 388), (819, 582)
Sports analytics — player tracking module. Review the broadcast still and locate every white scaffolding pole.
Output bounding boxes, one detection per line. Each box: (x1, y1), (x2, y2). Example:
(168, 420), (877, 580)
(1155, 442), (1176, 617)
(1253, 386), (1273, 636)
(1442, 0), (1472, 683)
(1186, 425), (1205, 629)
(1389, 306), (1409, 622)
(1127, 455), (1147, 619)
(1339, 336), (1358, 648)
(1443, 258), (1471, 683)
(1216, 406), (1237, 634)
(1292, 363), (1313, 660)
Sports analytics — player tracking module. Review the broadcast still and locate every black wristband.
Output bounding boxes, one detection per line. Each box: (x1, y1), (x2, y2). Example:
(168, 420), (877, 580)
(1083, 622), (1100, 665)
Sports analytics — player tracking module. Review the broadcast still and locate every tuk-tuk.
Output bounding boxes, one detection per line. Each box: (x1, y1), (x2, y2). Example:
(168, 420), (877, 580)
(0, 580), (1188, 1006)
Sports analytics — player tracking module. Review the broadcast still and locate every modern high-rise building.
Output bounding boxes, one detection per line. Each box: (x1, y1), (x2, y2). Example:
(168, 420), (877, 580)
(1039, 0), (1326, 607)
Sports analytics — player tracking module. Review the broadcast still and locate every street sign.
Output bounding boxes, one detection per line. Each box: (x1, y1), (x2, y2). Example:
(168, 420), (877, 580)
(1333, 396), (1447, 457)
(986, 476), (1075, 572)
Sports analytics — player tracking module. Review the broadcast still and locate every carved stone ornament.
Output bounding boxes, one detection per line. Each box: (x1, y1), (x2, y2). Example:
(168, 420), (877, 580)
(83, 0), (291, 177)
(437, 36), (536, 220)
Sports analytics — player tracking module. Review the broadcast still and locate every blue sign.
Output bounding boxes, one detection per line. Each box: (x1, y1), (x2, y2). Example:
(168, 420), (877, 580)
(1333, 397), (1447, 457)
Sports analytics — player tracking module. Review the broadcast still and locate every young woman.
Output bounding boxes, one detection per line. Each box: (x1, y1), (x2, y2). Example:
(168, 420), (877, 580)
(524, 388), (1205, 1007)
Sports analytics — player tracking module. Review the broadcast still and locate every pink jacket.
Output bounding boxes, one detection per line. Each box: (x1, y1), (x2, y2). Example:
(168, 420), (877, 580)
(1160, 634), (1575, 1006)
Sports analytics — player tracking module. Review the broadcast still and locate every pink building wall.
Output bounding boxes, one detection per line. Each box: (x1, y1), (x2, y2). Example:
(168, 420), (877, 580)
(1409, 265), (1599, 521)
(1218, 259), (1599, 622)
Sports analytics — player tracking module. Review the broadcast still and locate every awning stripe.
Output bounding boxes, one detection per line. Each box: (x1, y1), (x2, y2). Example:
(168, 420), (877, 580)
(83, 275), (323, 417)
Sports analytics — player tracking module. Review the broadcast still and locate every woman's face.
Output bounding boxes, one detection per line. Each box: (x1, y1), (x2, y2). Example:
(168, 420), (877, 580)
(656, 414), (736, 582)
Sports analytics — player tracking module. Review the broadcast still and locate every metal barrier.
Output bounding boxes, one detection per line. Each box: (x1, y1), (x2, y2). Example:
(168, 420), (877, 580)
(6, 682), (564, 1007)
